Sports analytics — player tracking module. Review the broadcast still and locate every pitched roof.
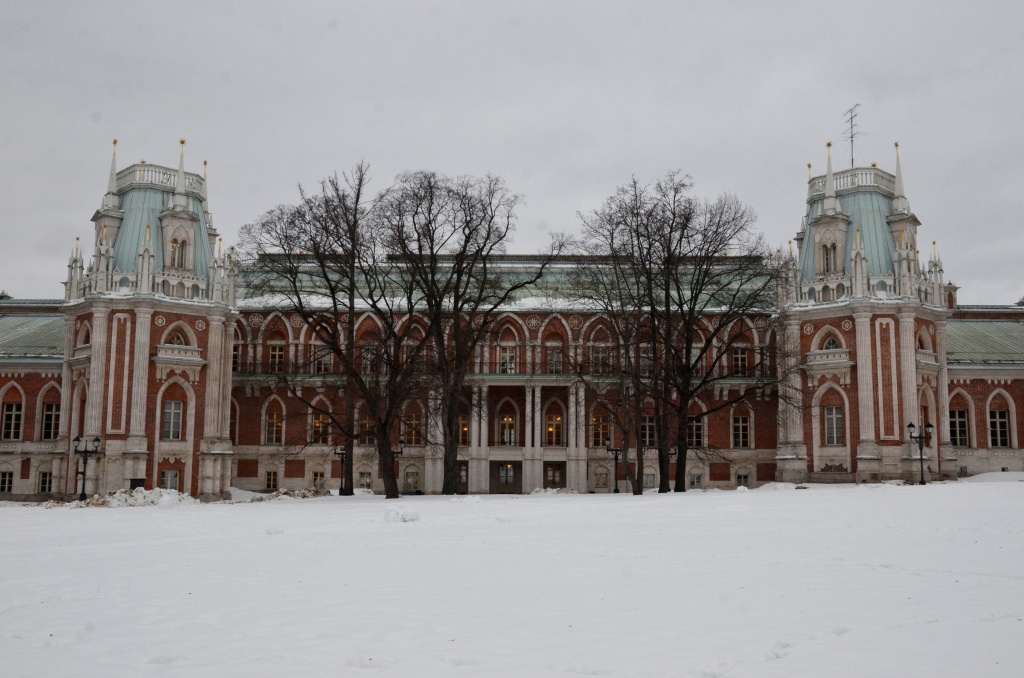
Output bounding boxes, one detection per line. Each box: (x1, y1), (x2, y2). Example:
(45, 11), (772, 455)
(0, 314), (65, 358)
(946, 319), (1024, 364)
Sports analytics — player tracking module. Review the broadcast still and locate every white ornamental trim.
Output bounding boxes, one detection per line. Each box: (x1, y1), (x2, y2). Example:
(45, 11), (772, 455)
(154, 315), (166, 327)
(841, 320), (853, 331)
(803, 323), (814, 335)
(526, 315), (541, 330)
(568, 315), (583, 330)
(195, 320), (206, 331)
(249, 314), (264, 328)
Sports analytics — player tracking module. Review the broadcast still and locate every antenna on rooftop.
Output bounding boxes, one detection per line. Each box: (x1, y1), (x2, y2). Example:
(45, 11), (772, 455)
(843, 104), (862, 169)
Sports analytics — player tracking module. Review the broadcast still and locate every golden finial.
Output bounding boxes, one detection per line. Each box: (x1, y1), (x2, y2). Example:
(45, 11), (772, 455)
(140, 159), (146, 164)
(203, 159), (208, 177)
(75, 236), (80, 255)
(788, 240), (793, 257)
(871, 162), (877, 168)
(179, 138), (186, 147)
(933, 240), (937, 258)
(102, 223), (107, 241)
(145, 224), (150, 241)
(112, 138), (117, 147)
(218, 237), (223, 255)
(900, 228), (905, 247)
(826, 141), (832, 158)
(895, 141), (900, 157)
(856, 228), (861, 246)
(807, 163), (812, 178)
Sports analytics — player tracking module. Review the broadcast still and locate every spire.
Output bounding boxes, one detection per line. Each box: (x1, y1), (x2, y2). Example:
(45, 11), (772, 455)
(823, 142), (840, 215)
(101, 139), (120, 210)
(892, 141), (909, 214)
(172, 138), (188, 210)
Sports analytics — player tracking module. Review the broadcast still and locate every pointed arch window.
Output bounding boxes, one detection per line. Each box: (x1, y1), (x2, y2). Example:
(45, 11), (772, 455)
(822, 335), (841, 351)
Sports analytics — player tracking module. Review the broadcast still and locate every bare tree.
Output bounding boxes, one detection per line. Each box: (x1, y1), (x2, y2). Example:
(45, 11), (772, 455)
(380, 171), (566, 494)
(573, 173), (785, 493)
(240, 164), (431, 499)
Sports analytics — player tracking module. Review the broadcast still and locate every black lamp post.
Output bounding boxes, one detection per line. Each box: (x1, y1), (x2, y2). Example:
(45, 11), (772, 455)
(604, 437), (621, 493)
(334, 446), (346, 496)
(907, 422), (934, 486)
(73, 436), (101, 501)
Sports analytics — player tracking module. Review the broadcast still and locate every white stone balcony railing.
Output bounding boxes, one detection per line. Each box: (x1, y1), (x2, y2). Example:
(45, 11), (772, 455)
(72, 345), (91, 360)
(805, 348), (852, 365)
(916, 349), (939, 367)
(155, 345), (204, 361)
(115, 164), (205, 197)
(809, 167), (896, 197)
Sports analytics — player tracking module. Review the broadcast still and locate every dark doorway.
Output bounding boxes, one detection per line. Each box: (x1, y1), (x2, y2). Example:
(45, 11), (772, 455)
(456, 460), (469, 494)
(489, 461), (522, 494)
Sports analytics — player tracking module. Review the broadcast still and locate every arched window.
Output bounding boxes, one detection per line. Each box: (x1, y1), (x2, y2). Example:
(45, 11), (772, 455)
(264, 399), (285, 445)
(1, 388), (24, 441)
(822, 335), (840, 351)
(989, 394), (1011, 448)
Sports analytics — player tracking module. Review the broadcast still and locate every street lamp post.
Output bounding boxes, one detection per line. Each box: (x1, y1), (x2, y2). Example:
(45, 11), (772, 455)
(604, 437), (621, 493)
(907, 422), (934, 486)
(72, 436), (101, 501)
(334, 446), (346, 497)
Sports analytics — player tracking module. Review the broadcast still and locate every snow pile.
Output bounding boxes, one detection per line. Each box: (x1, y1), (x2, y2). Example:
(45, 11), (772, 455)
(960, 471), (1024, 483)
(528, 487), (579, 495)
(449, 495), (482, 504)
(384, 507), (420, 522)
(246, 487), (333, 502)
(43, 488), (198, 509)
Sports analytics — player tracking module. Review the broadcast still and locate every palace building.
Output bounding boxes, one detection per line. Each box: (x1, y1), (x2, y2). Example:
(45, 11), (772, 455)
(1, 142), (1023, 500)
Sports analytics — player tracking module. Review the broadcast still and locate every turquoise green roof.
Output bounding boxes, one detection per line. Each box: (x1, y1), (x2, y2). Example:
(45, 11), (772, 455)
(111, 190), (213, 278)
(798, 191), (896, 282)
(946, 320), (1024, 365)
(0, 314), (64, 358)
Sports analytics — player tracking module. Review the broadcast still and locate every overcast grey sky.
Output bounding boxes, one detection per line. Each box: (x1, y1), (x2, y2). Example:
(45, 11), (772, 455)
(2, 0), (1022, 304)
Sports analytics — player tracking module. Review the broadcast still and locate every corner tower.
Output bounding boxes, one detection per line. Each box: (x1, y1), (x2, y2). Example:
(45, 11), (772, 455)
(777, 143), (955, 484)
(60, 141), (237, 500)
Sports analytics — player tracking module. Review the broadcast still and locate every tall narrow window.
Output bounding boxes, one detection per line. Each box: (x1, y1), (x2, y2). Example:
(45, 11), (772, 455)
(265, 470), (279, 490)
(591, 345), (611, 376)
(159, 470), (180, 491)
(38, 471), (53, 494)
(686, 416), (703, 448)
(732, 415), (750, 449)
(268, 344), (285, 373)
(591, 413), (609, 448)
(232, 343), (241, 372)
(499, 346), (516, 374)
(311, 412), (330, 444)
(640, 415), (656, 448)
(41, 403), (60, 440)
(824, 406), (844, 446)
(546, 344), (564, 374)
(949, 409), (969, 447)
(265, 410), (283, 445)
(161, 401), (183, 441)
(458, 413), (471, 445)
(358, 417), (375, 446)
(731, 348), (748, 376)
(989, 410), (1009, 448)
(638, 344), (654, 376)
(313, 346), (332, 374)
(405, 412), (423, 446)
(546, 412), (563, 446)
(2, 402), (22, 440)
(500, 415), (515, 445)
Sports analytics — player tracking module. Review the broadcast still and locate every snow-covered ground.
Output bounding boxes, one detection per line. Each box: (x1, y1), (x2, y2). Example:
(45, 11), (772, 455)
(2, 478), (1023, 678)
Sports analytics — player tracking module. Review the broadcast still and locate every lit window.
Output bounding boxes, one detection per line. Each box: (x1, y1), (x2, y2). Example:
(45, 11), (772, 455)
(2, 402), (22, 440)
(950, 410), (969, 447)
(458, 414), (470, 445)
(265, 470), (279, 490)
(989, 410), (1009, 448)
(161, 401), (184, 441)
(41, 403), (60, 440)
(500, 415), (516, 446)
(824, 406), (844, 446)
(732, 415), (749, 449)
(311, 412), (330, 444)
(546, 412), (563, 446)
(591, 413), (609, 448)
(265, 410), (283, 445)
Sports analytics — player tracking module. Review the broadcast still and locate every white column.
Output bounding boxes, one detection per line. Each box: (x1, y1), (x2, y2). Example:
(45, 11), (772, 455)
(85, 307), (109, 437)
(854, 311), (876, 443)
(898, 312), (919, 431)
(128, 308), (152, 448)
(204, 316), (225, 446)
(935, 320), (951, 445)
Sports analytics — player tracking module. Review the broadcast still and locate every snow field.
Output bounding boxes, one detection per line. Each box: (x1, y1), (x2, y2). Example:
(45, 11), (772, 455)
(1, 479), (1023, 677)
